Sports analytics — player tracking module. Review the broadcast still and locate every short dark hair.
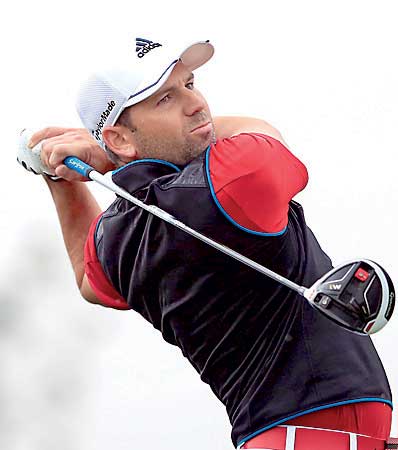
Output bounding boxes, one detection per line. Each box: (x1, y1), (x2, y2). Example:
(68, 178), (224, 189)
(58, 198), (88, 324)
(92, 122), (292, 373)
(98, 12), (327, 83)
(116, 107), (134, 128)
(103, 143), (122, 166)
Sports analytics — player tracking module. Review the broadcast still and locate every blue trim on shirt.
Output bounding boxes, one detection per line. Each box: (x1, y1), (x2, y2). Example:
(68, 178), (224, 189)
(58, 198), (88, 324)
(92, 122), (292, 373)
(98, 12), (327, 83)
(205, 146), (287, 237)
(112, 158), (181, 175)
(236, 397), (393, 448)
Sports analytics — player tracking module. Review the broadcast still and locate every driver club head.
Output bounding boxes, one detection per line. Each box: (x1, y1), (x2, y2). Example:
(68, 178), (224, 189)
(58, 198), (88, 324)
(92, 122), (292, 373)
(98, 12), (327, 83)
(304, 260), (395, 335)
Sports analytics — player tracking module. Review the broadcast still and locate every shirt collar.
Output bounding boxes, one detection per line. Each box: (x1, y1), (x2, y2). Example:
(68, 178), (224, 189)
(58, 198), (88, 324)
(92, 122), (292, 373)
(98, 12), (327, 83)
(111, 158), (181, 193)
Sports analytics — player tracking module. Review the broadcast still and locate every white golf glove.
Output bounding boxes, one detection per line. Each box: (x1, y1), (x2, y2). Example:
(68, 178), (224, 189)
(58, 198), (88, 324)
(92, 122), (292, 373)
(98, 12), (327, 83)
(17, 129), (60, 180)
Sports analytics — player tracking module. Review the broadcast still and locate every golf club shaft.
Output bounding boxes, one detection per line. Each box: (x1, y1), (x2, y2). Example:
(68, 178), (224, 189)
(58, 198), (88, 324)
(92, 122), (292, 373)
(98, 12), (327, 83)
(64, 157), (306, 296)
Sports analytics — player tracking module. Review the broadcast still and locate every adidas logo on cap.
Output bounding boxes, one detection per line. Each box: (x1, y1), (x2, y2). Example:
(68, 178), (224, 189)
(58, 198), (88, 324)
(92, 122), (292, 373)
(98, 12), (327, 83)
(135, 37), (162, 58)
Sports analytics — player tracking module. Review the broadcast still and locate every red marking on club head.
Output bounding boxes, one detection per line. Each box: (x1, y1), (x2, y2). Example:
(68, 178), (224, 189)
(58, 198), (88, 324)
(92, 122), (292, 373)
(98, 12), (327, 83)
(355, 268), (370, 282)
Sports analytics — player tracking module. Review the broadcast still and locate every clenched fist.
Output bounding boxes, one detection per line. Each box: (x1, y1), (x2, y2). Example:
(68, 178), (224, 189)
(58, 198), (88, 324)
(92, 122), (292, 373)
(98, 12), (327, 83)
(21, 127), (116, 182)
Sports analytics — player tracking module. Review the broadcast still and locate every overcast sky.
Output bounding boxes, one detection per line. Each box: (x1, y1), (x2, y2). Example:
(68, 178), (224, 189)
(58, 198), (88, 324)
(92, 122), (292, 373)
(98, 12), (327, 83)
(2, 1), (398, 449)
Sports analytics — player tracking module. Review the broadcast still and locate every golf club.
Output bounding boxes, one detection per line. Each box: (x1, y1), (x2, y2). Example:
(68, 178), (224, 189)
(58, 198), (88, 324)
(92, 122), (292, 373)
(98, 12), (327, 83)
(64, 157), (395, 335)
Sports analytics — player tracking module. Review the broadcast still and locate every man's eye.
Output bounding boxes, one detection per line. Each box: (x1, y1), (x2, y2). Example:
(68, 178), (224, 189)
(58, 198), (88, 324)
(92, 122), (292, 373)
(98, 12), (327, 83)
(159, 94), (171, 104)
(186, 82), (194, 90)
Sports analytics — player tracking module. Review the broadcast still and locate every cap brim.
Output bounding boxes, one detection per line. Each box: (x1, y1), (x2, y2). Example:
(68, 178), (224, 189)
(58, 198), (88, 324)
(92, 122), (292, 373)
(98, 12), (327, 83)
(118, 40), (214, 114)
(180, 40), (214, 71)
(121, 58), (179, 110)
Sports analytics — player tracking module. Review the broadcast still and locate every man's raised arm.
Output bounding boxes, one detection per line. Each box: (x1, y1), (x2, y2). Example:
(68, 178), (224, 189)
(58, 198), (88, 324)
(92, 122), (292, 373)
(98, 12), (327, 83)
(213, 115), (289, 147)
(25, 127), (116, 304)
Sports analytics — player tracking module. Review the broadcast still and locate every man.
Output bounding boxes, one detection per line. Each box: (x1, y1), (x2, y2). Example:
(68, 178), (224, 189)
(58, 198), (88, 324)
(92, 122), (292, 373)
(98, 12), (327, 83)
(19, 38), (393, 450)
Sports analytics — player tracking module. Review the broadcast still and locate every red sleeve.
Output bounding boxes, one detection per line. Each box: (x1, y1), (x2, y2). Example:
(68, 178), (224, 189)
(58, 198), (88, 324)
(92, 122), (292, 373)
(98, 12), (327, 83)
(84, 214), (130, 310)
(208, 133), (308, 234)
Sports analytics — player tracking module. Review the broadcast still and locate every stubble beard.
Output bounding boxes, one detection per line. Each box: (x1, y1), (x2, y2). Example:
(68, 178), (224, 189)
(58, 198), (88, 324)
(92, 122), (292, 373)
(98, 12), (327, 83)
(134, 121), (216, 166)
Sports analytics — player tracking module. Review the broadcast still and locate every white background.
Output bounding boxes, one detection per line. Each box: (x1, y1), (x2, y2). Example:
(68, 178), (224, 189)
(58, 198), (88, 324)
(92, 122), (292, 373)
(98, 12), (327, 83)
(1, 1), (398, 449)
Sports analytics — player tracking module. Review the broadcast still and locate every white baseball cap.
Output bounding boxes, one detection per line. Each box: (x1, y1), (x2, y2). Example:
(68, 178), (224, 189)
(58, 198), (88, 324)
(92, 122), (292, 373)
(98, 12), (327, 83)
(76, 37), (214, 148)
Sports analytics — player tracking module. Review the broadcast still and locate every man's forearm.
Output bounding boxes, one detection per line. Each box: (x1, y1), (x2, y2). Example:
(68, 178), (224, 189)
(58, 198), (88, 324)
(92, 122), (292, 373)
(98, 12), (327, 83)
(44, 178), (101, 289)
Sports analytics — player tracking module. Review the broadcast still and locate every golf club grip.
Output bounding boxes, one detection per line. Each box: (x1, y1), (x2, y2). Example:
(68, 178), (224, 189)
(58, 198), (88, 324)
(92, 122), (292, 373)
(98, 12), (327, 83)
(64, 156), (94, 178)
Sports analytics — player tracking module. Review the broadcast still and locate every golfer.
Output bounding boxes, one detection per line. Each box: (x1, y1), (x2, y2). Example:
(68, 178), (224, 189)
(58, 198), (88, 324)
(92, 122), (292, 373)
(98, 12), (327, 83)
(19, 38), (393, 450)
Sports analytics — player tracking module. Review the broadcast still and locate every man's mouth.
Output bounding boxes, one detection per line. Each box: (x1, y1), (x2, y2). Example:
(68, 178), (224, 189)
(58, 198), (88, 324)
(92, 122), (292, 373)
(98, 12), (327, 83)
(190, 122), (212, 134)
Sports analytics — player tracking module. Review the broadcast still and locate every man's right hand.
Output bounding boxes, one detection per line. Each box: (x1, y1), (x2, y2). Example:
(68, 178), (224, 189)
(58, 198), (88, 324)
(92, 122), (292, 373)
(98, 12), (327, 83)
(27, 127), (116, 182)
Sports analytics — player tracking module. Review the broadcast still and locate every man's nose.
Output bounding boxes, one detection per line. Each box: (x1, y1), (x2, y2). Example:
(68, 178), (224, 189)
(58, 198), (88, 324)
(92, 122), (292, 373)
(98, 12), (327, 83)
(183, 90), (206, 116)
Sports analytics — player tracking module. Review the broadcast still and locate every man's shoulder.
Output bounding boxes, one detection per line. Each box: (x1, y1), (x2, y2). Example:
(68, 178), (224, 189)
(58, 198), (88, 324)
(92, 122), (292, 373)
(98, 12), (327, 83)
(210, 133), (287, 179)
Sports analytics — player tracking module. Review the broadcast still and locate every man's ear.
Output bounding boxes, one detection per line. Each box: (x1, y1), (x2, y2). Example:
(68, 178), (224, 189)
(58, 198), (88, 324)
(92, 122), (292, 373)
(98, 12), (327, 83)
(102, 126), (138, 161)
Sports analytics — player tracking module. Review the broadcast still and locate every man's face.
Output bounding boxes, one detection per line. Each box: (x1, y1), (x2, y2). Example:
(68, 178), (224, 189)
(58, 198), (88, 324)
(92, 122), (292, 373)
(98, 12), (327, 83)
(122, 62), (215, 165)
